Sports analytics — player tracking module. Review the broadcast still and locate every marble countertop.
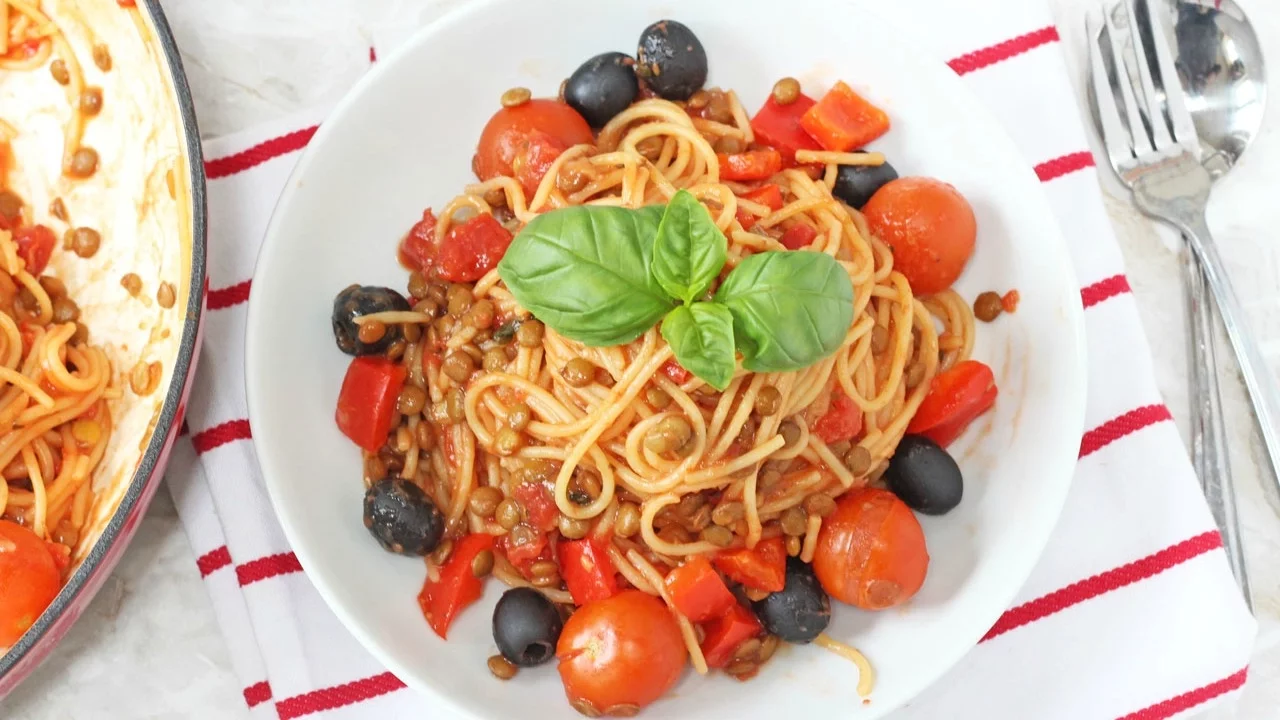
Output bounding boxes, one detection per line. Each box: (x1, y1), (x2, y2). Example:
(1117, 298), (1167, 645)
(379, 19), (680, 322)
(3, 0), (1280, 717)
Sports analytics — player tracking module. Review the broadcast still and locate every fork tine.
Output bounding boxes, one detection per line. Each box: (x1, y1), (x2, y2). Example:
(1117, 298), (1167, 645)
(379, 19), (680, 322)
(1123, 0), (1175, 149)
(1088, 10), (1134, 167)
(1104, 4), (1155, 156)
(1141, 0), (1199, 147)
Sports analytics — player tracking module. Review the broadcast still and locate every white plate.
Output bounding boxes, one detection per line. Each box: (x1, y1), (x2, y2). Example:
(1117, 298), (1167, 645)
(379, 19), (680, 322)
(246, 0), (1087, 717)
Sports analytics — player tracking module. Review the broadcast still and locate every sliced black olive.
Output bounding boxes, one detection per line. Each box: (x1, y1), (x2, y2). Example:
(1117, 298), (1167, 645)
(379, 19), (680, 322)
(564, 52), (639, 129)
(751, 558), (830, 644)
(362, 478), (445, 556)
(332, 284), (411, 356)
(636, 20), (708, 101)
(832, 157), (898, 209)
(493, 587), (563, 667)
(885, 434), (963, 515)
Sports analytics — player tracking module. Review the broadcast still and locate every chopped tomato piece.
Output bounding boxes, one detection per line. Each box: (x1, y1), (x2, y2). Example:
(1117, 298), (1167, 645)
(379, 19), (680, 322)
(906, 360), (997, 447)
(699, 602), (762, 669)
(475, 99), (592, 191)
(12, 225), (56, 275)
(436, 214), (513, 283)
(500, 526), (551, 574)
(418, 533), (496, 639)
(334, 357), (407, 452)
(512, 481), (558, 532)
(660, 359), (691, 385)
(779, 223), (818, 250)
(398, 209), (438, 272)
(750, 94), (821, 165)
(712, 536), (786, 593)
(811, 390), (863, 444)
(800, 81), (891, 152)
(560, 538), (620, 605)
(717, 149), (783, 182)
(742, 184), (784, 211)
(664, 555), (737, 623)
(1001, 289), (1020, 313)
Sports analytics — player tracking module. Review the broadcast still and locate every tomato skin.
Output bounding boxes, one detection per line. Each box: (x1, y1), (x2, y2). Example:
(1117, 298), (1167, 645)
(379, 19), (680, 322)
(418, 533), (495, 639)
(335, 357), (407, 453)
(660, 359), (691, 385)
(398, 209), (438, 272)
(664, 555), (736, 623)
(811, 391), (863, 445)
(500, 526), (550, 574)
(1001, 289), (1020, 313)
(475, 99), (593, 193)
(863, 177), (977, 295)
(712, 536), (786, 593)
(560, 538), (621, 606)
(0, 520), (61, 647)
(906, 360), (997, 448)
(512, 481), (558, 532)
(813, 488), (928, 610)
(436, 214), (513, 283)
(13, 224), (56, 275)
(557, 590), (687, 713)
(699, 602), (762, 669)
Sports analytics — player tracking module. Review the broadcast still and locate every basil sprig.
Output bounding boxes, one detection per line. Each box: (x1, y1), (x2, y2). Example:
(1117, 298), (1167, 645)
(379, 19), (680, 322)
(497, 190), (853, 390)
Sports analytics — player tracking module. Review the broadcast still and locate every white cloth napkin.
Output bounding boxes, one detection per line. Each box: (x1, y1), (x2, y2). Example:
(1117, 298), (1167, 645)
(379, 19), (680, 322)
(165, 1), (1257, 718)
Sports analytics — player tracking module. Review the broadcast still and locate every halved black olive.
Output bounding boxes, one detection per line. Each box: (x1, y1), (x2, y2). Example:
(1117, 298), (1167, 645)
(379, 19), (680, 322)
(885, 434), (963, 515)
(332, 284), (411, 356)
(636, 20), (708, 101)
(362, 478), (445, 556)
(832, 157), (898, 209)
(750, 558), (830, 644)
(565, 52), (639, 129)
(493, 587), (563, 667)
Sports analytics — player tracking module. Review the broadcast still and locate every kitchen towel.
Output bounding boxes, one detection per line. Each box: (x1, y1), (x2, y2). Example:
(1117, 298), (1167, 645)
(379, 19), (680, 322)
(165, 0), (1257, 718)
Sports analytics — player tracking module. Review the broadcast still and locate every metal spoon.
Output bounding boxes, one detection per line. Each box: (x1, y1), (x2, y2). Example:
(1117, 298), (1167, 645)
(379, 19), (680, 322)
(1159, 0), (1265, 604)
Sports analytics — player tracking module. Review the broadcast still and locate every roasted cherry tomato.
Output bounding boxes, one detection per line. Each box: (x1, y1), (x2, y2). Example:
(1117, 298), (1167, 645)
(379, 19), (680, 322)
(556, 590), (687, 715)
(712, 536), (786, 593)
(813, 488), (928, 610)
(0, 520), (61, 647)
(862, 177), (977, 295)
(475, 99), (593, 195)
(436, 214), (514, 283)
(810, 390), (863, 444)
(906, 360), (997, 448)
(12, 224), (56, 275)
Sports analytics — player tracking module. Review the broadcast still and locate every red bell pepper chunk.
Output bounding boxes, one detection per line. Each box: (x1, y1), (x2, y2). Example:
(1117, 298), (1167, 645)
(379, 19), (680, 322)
(779, 223), (819, 250)
(811, 390), (863, 444)
(512, 481), (559, 532)
(717, 150), (783, 182)
(12, 225), (56, 275)
(418, 533), (496, 639)
(906, 359), (998, 448)
(436, 213), (514, 283)
(712, 536), (786, 593)
(560, 537), (620, 605)
(750, 94), (821, 165)
(664, 555), (737, 623)
(660, 359), (692, 385)
(800, 81), (891, 153)
(398, 209), (438, 273)
(700, 603), (763, 669)
(335, 357), (407, 453)
(736, 184), (785, 229)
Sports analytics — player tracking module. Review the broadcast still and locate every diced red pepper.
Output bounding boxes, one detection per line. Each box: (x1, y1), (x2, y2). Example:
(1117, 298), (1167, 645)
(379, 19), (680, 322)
(560, 537), (620, 605)
(512, 481), (558, 532)
(712, 536), (786, 593)
(779, 223), (819, 250)
(398, 209), (438, 273)
(664, 555), (737, 623)
(660, 359), (692, 385)
(436, 213), (514, 283)
(800, 81), (891, 152)
(750, 94), (821, 165)
(12, 225), (56, 275)
(335, 357), (407, 452)
(418, 533), (495, 639)
(512, 129), (568, 198)
(906, 360), (998, 448)
(1001, 289), (1021, 313)
(700, 603), (763, 669)
(717, 150), (783, 182)
(811, 390), (863, 444)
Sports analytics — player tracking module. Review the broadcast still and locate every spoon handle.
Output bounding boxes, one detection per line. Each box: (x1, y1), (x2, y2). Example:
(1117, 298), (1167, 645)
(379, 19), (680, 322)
(1183, 246), (1251, 605)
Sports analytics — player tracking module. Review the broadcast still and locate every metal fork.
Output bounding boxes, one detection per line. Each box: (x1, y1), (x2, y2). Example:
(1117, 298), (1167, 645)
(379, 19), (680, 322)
(1088, 0), (1257, 599)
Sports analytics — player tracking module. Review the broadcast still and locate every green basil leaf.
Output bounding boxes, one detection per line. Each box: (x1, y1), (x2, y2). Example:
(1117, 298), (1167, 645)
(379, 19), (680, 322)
(714, 251), (854, 373)
(660, 302), (736, 391)
(650, 190), (728, 305)
(497, 205), (674, 346)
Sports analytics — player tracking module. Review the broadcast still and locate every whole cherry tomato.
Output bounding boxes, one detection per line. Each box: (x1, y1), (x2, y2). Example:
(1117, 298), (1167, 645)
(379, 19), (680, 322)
(812, 488), (928, 610)
(475, 99), (593, 196)
(0, 520), (61, 646)
(862, 177), (976, 295)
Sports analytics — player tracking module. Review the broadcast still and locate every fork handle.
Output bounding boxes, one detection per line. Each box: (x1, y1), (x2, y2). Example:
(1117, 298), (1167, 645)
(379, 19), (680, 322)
(1184, 246), (1251, 606)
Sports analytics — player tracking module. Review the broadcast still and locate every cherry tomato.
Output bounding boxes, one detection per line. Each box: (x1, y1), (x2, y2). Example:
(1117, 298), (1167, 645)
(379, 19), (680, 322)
(812, 488), (928, 610)
(475, 100), (593, 194)
(435, 214), (513, 283)
(12, 224), (56, 275)
(906, 360), (998, 448)
(557, 590), (687, 715)
(779, 222), (818, 250)
(0, 520), (61, 646)
(862, 177), (976, 295)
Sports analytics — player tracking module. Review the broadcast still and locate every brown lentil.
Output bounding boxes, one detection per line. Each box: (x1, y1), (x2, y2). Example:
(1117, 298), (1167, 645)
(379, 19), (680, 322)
(396, 385), (427, 416)
(636, 136), (664, 161)
(556, 165), (589, 194)
(780, 507), (808, 536)
(471, 549), (495, 578)
(468, 486), (503, 517)
(496, 499), (522, 529)
(754, 386), (782, 416)
(558, 514), (591, 540)
(571, 698), (602, 717)
(79, 87), (104, 116)
(415, 421), (436, 450)
(843, 445), (873, 475)
(407, 272), (430, 299)
(130, 361), (162, 395)
(605, 704), (641, 718)
(507, 402), (532, 431)
(871, 325), (890, 354)
(701, 525), (734, 547)
(395, 426), (413, 453)
(487, 654), (518, 680)
(446, 285), (474, 316)
(733, 637), (763, 661)
(403, 323), (422, 344)
(974, 291), (1004, 322)
(711, 501), (745, 527)
(444, 387), (466, 423)
(494, 428), (523, 456)
(442, 351), (476, 383)
(714, 135), (745, 154)
(779, 420), (801, 448)
(120, 273), (142, 296)
(705, 90), (733, 123)
(563, 357), (595, 387)
(644, 386), (671, 409)
(529, 560), (560, 585)
(466, 299), (496, 329)
(786, 534), (802, 557)
(803, 493), (837, 518)
(904, 362), (927, 389)
(516, 319), (544, 347)
(48, 197), (67, 222)
(500, 87), (532, 107)
(386, 339), (408, 362)
(429, 538), (454, 566)
(0, 190), (21, 221)
(759, 634), (780, 662)
(50, 59), (69, 85)
(357, 320), (387, 345)
(68, 147), (99, 178)
(658, 525), (692, 545)
(614, 502), (642, 538)
(772, 77), (801, 105)
(91, 43), (112, 71)
(156, 282), (176, 309)
(51, 296), (79, 323)
(758, 468), (783, 492)
(687, 90), (711, 110)
(644, 415), (693, 454)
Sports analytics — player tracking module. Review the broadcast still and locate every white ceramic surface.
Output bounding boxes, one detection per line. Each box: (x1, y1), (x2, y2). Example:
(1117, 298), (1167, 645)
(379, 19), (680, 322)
(243, 1), (1086, 718)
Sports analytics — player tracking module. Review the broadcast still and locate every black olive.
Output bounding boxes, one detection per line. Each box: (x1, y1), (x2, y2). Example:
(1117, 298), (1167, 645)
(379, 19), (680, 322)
(832, 157), (898, 209)
(885, 435), (963, 515)
(362, 478), (445, 556)
(332, 284), (411, 356)
(492, 587), (563, 667)
(751, 558), (830, 644)
(636, 20), (708, 101)
(564, 52), (639, 129)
